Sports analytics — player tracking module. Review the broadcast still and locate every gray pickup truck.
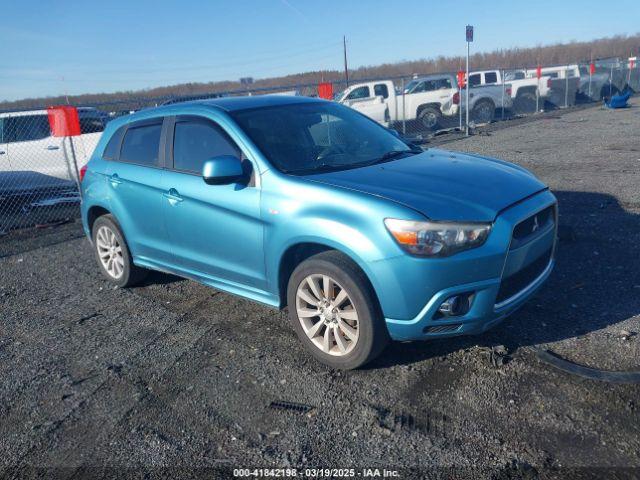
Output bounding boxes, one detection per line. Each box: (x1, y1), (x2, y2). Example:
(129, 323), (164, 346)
(338, 74), (513, 131)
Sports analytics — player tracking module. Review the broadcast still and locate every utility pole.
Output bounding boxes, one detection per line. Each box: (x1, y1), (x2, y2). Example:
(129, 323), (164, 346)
(343, 35), (349, 87)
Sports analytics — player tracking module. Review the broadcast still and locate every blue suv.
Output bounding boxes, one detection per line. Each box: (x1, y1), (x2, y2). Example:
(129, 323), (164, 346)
(81, 96), (557, 369)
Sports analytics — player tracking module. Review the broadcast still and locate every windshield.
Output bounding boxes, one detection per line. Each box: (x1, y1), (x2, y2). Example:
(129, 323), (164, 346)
(231, 101), (417, 175)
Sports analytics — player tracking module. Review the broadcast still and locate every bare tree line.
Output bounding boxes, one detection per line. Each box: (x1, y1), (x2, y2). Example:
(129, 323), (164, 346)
(2, 33), (639, 111)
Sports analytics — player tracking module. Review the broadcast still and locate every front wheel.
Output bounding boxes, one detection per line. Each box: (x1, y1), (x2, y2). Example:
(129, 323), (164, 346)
(287, 251), (389, 369)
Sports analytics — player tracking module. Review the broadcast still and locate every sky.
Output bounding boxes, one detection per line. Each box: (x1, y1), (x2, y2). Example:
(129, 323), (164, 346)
(1, 0), (639, 101)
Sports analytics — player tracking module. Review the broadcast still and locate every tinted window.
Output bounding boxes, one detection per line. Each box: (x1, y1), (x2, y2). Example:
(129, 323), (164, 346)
(119, 123), (162, 166)
(231, 102), (413, 175)
(173, 120), (240, 173)
(79, 114), (105, 134)
(434, 78), (452, 89)
(3, 115), (51, 143)
(346, 86), (370, 100)
(412, 82), (429, 93)
(484, 72), (498, 84)
(102, 127), (125, 160)
(505, 71), (525, 81)
(469, 74), (481, 87)
(374, 84), (389, 99)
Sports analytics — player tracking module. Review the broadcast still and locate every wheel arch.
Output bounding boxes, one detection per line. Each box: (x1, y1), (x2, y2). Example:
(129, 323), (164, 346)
(86, 204), (112, 236)
(416, 102), (442, 116)
(516, 86), (537, 97)
(277, 240), (381, 311)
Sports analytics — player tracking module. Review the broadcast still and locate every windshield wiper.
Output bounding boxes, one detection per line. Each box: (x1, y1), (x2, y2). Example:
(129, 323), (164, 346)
(363, 148), (422, 167)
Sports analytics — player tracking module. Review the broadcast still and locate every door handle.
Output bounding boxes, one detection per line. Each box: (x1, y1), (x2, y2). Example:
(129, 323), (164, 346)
(109, 174), (123, 187)
(163, 188), (183, 205)
(46, 145), (60, 150)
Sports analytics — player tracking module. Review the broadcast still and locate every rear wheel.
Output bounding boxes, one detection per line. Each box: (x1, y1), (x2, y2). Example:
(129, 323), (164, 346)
(287, 251), (389, 369)
(418, 106), (441, 131)
(514, 91), (537, 114)
(92, 214), (147, 288)
(472, 99), (495, 124)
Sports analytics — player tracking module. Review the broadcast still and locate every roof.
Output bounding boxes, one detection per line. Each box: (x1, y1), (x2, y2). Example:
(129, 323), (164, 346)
(177, 94), (323, 112)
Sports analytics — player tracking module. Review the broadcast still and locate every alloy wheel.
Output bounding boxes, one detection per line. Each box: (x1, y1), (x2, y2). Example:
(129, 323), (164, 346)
(96, 225), (124, 279)
(295, 274), (359, 356)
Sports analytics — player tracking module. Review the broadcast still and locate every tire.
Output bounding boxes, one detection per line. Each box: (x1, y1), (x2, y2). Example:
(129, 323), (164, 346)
(91, 214), (147, 288)
(514, 91), (537, 114)
(418, 106), (441, 131)
(286, 251), (389, 370)
(472, 99), (495, 124)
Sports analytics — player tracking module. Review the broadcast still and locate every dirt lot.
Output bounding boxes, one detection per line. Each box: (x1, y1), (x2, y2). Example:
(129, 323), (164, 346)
(1, 100), (639, 479)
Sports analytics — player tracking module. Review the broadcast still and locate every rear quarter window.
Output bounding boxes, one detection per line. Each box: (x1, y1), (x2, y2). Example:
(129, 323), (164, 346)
(102, 126), (126, 160)
(3, 115), (51, 143)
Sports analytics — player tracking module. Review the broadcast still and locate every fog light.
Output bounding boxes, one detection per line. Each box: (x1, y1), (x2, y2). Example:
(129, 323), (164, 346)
(438, 293), (473, 317)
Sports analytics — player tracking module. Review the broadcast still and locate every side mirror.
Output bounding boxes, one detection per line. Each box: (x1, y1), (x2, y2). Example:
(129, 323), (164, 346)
(202, 155), (244, 185)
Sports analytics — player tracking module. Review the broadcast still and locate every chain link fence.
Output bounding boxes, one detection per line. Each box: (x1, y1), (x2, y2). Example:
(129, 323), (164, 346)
(1, 58), (637, 235)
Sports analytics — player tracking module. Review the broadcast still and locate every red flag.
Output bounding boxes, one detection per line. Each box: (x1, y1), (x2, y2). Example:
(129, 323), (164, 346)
(47, 106), (81, 137)
(589, 62), (596, 75)
(630, 59), (636, 69)
(457, 70), (466, 88)
(536, 65), (542, 79)
(317, 82), (333, 100)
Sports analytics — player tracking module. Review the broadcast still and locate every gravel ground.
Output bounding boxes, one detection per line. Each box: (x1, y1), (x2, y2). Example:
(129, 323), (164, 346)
(1, 100), (639, 479)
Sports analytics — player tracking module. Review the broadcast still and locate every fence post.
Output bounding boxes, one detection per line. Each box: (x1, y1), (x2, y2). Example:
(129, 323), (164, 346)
(501, 69), (505, 120)
(609, 63), (613, 98)
(401, 78), (406, 136)
(459, 82), (463, 130)
(564, 71), (568, 108)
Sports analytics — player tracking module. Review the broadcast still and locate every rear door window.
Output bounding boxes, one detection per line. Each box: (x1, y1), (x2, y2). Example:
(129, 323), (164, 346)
(3, 115), (51, 143)
(484, 72), (498, 84)
(374, 84), (389, 99)
(172, 119), (240, 174)
(119, 122), (162, 167)
(434, 78), (452, 89)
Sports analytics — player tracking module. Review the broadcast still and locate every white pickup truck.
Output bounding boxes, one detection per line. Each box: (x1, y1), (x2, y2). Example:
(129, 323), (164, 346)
(0, 107), (105, 186)
(338, 74), (512, 131)
(468, 69), (552, 113)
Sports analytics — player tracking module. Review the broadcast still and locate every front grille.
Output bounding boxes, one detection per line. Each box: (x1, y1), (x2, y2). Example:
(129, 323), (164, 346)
(511, 206), (555, 247)
(424, 324), (462, 334)
(495, 248), (552, 305)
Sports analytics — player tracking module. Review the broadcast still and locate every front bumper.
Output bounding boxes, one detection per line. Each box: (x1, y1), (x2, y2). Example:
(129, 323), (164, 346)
(371, 190), (557, 341)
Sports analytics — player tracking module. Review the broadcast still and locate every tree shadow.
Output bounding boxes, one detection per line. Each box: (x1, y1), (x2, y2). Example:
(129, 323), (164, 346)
(368, 190), (640, 369)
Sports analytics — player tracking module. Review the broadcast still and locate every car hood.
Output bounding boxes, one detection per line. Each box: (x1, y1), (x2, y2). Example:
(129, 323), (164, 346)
(303, 148), (547, 222)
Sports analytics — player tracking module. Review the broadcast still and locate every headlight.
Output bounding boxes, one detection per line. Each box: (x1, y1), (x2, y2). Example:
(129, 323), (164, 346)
(384, 218), (491, 257)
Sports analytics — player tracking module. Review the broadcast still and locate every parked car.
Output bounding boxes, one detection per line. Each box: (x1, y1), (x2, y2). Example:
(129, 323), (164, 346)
(81, 96), (557, 369)
(338, 75), (512, 131)
(0, 107), (106, 182)
(469, 69), (552, 113)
